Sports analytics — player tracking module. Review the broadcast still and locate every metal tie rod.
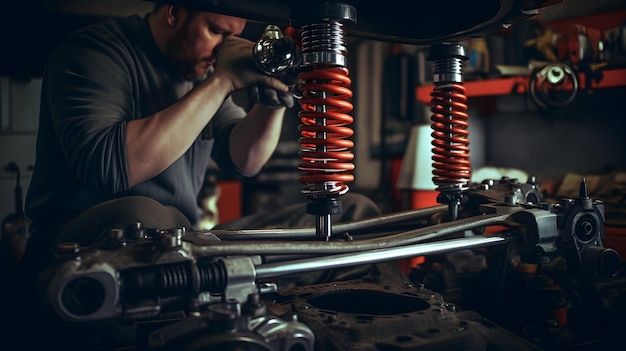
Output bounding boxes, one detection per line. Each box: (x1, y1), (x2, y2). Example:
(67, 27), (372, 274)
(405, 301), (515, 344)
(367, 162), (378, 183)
(255, 235), (508, 279)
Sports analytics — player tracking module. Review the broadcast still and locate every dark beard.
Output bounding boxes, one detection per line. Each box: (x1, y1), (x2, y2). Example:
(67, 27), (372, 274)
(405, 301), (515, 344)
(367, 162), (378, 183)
(166, 23), (208, 82)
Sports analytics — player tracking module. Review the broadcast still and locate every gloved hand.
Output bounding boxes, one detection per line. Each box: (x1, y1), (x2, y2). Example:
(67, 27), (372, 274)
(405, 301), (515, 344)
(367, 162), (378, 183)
(249, 85), (295, 109)
(214, 35), (288, 93)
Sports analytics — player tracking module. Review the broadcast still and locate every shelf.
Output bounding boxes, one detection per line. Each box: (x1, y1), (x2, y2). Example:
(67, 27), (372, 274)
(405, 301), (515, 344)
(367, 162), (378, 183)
(415, 68), (626, 104)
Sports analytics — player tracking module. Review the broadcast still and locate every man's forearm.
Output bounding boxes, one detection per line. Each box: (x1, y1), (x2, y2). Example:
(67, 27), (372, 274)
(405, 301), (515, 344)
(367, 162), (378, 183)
(228, 104), (286, 176)
(125, 74), (232, 187)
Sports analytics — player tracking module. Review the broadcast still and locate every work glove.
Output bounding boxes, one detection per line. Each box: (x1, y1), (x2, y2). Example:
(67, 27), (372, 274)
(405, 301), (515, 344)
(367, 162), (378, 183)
(214, 36), (288, 94)
(249, 85), (295, 109)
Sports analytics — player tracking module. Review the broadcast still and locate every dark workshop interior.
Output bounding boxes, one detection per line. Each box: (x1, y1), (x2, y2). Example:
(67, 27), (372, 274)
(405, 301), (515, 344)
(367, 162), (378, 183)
(1, 0), (626, 350)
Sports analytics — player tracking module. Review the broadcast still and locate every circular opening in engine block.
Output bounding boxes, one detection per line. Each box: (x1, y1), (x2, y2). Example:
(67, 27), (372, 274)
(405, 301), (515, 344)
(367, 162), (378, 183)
(304, 290), (430, 315)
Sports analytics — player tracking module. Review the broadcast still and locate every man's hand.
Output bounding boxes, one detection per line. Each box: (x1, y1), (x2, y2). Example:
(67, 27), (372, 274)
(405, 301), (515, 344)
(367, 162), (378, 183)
(249, 86), (294, 109)
(214, 36), (288, 94)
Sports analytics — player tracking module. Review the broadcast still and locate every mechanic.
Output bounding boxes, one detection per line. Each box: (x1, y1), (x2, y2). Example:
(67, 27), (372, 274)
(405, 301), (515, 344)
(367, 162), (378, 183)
(6, 3), (380, 348)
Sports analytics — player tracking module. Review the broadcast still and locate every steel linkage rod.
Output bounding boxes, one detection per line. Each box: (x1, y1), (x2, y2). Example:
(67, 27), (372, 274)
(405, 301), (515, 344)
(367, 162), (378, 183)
(188, 212), (511, 256)
(255, 235), (508, 278)
(202, 205), (449, 240)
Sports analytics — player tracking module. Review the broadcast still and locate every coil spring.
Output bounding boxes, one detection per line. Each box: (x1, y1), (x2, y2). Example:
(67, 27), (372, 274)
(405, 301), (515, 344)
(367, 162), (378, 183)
(430, 83), (471, 189)
(298, 66), (354, 194)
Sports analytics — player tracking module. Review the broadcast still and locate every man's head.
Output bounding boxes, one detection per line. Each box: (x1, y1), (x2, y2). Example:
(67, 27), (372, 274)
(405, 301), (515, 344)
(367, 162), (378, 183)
(150, 5), (247, 82)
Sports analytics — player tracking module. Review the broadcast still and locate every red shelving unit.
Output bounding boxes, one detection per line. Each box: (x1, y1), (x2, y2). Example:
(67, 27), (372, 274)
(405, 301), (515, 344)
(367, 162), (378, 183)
(416, 68), (626, 104)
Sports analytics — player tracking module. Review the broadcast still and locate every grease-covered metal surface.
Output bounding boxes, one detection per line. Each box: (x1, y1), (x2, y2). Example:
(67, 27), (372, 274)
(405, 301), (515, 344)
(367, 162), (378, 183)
(264, 262), (542, 350)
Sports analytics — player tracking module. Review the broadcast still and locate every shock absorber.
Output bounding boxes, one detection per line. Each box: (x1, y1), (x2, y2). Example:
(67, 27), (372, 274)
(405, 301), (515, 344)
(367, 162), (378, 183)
(427, 43), (471, 220)
(291, 2), (357, 240)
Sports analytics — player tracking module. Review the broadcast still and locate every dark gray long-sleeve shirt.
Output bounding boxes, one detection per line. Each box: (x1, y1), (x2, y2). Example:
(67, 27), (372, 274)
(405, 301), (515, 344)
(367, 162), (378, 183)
(25, 14), (246, 238)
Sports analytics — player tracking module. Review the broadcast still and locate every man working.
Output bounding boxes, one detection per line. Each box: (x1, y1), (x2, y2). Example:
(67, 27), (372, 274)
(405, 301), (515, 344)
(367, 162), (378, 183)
(22, 4), (291, 272)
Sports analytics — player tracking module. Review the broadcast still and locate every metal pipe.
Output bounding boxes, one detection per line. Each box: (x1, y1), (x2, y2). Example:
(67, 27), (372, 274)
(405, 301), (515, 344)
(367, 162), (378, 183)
(256, 235), (509, 278)
(189, 212), (511, 256)
(202, 205), (448, 240)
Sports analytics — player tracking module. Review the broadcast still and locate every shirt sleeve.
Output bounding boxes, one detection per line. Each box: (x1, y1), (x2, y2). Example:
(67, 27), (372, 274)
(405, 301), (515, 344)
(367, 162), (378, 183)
(45, 31), (134, 194)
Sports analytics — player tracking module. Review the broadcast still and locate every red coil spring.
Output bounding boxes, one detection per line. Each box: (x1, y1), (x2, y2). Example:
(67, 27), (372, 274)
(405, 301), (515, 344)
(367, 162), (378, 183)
(430, 83), (471, 188)
(297, 66), (355, 192)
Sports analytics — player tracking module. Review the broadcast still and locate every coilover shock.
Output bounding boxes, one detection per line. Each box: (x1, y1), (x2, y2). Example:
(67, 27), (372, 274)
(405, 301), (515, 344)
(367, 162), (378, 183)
(291, 2), (357, 240)
(427, 43), (471, 220)
(298, 67), (355, 188)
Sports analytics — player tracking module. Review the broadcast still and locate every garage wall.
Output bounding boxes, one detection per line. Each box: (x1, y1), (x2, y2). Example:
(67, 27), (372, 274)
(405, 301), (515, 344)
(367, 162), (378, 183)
(0, 78), (39, 224)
